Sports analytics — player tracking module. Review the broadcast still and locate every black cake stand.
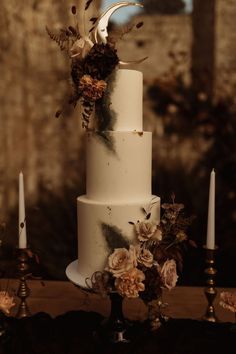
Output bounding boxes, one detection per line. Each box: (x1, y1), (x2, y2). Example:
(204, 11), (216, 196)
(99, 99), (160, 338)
(66, 260), (132, 343)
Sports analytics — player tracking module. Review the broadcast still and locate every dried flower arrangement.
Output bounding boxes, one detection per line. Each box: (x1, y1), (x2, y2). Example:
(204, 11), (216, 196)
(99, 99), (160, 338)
(86, 195), (195, 309)
(220, 291), (236, 315)
(0, 291), (15, 315)
(46, 1), (145, 133)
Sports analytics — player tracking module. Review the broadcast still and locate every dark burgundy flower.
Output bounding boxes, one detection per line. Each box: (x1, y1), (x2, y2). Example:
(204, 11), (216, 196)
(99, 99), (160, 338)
(83, 43), (119, 80)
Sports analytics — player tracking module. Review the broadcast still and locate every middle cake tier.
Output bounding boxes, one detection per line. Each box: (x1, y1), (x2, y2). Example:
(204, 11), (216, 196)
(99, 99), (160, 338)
(86, 131), (152, 202)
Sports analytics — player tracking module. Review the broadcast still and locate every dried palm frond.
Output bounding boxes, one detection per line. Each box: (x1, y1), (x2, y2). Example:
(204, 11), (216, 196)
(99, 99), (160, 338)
(46, 26), (79, 53)
(108, 21), (144, 45)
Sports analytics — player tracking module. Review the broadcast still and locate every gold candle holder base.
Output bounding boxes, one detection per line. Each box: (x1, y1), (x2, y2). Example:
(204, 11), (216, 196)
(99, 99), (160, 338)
(15, 248), (31, 319)
(202, 246), (218, 322)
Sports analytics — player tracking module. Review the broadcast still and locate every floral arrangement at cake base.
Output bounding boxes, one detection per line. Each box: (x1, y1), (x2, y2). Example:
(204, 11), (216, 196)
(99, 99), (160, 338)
(87, 195), (195, 328)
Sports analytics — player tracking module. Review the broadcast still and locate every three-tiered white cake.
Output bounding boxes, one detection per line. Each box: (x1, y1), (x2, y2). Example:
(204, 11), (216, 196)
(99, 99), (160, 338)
(71, 69), (161, 287)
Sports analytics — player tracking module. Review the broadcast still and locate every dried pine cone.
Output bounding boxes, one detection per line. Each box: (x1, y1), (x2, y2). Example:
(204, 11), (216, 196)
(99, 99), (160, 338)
(83, 43), (119, 80)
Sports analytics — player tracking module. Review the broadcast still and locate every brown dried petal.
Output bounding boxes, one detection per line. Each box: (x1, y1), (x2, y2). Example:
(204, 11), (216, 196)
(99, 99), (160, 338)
(136, 22), (144, 29)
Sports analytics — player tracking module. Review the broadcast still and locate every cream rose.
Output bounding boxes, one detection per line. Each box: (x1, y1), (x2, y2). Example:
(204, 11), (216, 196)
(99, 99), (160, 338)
(136, 246), (154, 268)
(135, 220), (157, 242)
(107, 248), (135, 278)
(115, 268), (145, 298)
(160, 259), (178, 290)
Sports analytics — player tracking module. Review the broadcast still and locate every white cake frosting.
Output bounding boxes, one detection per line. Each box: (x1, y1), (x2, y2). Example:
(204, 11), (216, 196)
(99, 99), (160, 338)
(86, 131), (152, 202)
(108, 69), (143, 131)
(76, 69), (160, 287)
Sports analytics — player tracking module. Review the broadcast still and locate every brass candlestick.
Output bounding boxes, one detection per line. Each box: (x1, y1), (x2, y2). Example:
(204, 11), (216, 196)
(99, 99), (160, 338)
(15, 248), (31, 318)
(202, 247), (218, 322)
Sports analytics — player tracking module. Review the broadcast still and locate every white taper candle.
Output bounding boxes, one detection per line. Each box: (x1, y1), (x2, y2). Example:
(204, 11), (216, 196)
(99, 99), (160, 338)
(19, 171), (27, 249)
(206, 169), (215, 250)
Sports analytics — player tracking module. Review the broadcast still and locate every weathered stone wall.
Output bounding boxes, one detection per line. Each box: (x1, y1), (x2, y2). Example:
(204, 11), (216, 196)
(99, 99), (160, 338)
(117, 14), (192, 85)
(215, 0), (236, 100)
(0, 0), (100, 218)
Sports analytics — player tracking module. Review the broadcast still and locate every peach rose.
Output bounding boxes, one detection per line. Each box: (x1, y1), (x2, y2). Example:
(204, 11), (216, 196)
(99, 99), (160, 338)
(135, 221), (158, 242)
(160, 259), (178, 290)
(136, 246), (154, 268)
(107, 248), (135, 278)
(115, 268), (145, 298)
(0, 291), (15, 315)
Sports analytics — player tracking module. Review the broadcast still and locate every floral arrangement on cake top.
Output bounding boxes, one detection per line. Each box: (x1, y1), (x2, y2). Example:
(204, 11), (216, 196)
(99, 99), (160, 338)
(46, 1), (145, 132)
(87, 195), (195, 305)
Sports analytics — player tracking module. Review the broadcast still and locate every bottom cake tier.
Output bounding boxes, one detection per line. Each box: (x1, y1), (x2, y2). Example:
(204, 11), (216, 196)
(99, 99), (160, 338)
(77, 195), (160, 285)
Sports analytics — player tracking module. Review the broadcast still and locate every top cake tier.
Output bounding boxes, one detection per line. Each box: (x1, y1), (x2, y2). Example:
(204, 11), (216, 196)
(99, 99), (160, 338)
(109, 69), (143, 131)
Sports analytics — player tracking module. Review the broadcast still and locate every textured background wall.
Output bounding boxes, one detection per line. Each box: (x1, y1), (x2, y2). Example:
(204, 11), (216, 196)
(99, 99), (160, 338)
(215, 0), (236, 99)
(0, 0), (102, 217)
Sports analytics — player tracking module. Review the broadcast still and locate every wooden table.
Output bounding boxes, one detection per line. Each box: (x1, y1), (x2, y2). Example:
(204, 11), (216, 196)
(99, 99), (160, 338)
(4, 279), (235, 323)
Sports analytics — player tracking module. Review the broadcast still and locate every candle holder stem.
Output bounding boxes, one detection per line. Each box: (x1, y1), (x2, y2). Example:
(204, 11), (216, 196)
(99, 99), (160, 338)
(202, 247), (218, 322)
(15, 249), (31, 319)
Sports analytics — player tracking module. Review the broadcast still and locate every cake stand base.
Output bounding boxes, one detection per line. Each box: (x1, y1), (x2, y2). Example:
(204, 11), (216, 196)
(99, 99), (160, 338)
(66, 260), (90, 290)
(94, 291), (131, 344)
(66, 260), (131, 343)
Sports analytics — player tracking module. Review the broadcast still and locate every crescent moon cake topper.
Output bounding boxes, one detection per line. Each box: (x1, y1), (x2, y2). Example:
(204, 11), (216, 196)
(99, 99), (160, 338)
(93, 2), (143, 43)
(46, 0), (148, 134)
(92, 1), (147, 66)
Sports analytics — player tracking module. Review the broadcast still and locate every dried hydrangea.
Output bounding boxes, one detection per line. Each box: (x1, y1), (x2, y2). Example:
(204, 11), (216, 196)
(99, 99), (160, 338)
(79, 75), (107, 101)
